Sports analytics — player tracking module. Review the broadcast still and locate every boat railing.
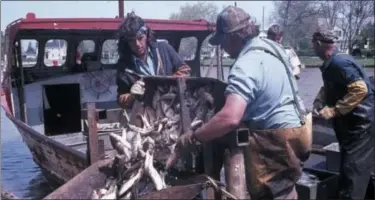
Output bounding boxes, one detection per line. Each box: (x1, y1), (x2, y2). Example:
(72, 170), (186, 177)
(6, 18), (24, 30)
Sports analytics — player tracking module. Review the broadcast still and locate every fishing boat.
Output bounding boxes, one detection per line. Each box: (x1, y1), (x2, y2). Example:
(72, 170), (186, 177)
(0, 4), (215, 187)
(2, 2), (374, 199)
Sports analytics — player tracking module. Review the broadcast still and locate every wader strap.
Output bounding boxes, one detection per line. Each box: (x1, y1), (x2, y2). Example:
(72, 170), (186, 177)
(243, 39), (306, 125)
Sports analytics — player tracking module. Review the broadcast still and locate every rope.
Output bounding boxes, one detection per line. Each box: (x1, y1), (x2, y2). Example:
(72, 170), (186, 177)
(203, 175), (238, 200)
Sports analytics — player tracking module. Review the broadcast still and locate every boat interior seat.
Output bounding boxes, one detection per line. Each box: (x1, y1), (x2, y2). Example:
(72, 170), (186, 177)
(80, 108), (125, 135)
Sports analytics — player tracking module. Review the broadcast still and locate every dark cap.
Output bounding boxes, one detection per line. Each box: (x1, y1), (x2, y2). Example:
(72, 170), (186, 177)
(209, 6), (251, 45)
(312, 28), (338, 44)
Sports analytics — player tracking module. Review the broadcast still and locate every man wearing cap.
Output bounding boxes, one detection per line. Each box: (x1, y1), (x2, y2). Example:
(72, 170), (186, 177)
(267, 24), (303, 80)
(116, 12), (191, 108)
(166, 6), (312, 199)
(312, 28), (374, 199)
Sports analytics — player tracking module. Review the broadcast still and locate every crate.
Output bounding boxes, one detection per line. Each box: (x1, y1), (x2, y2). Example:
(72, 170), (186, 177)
(323, 142), (341, 172)
(296, 168), (339, 200)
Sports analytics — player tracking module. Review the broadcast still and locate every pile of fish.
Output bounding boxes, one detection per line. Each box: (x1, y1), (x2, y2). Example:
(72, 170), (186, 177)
(92, 84), (216, 199)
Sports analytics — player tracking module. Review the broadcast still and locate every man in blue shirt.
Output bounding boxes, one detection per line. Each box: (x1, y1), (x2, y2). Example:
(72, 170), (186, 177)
(166, 6), (311, 199)
(312, 28), (374, 199)
(116, 12), (191, 108)
(267, 24), (302, 80)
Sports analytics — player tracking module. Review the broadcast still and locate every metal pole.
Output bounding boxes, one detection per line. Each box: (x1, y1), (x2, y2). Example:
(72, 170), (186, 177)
(216, 46), (224, 81)
(118, 0), (124, 18)
(87, 103), (99, 165)
(262, 6), (265, 31)
(224, 148), (248, 199)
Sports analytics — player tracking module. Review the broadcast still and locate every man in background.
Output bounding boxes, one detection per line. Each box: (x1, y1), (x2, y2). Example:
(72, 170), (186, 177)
(267, 24), (303, 80)
(312, 28), (374, 199)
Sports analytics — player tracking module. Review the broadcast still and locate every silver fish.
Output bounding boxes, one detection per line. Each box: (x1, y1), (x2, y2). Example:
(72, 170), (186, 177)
(144, 150), (166, 190)
(118, 167), (144, 196)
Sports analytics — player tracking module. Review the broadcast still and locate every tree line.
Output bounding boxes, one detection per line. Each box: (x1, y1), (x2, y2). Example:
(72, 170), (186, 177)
(271, 1), (374, 55)
(170, 1), (374, 57)
(2, 1), (373, 59)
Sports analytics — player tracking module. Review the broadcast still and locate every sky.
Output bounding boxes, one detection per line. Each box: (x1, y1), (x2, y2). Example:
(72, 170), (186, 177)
(1, 1), (274, 31)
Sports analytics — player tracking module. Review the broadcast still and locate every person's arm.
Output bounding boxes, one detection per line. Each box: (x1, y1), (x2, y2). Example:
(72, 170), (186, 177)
(194, 59), (257, 142)
(116, 69), (136, 108)
(164, 43), (191, 77)
(332, 62), (368, 115)
(194, 93), (247, 142)
(313, 86), (326, 111)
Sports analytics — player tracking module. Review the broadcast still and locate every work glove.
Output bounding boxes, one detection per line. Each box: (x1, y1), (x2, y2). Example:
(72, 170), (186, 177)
(313, 101), (324, 116)
(318, 106), (338, 120)
(130, 80), (145, 96)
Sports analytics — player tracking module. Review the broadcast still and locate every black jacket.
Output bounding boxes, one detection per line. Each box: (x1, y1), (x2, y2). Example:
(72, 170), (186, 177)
(116, 41), (187, 98)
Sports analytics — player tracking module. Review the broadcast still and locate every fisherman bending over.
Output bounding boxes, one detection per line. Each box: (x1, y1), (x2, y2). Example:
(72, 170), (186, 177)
(312, 28), (374, 200)
(167, 6), (312, 199)
(116, 12), (191, 108)
(267, 24), (302, 80)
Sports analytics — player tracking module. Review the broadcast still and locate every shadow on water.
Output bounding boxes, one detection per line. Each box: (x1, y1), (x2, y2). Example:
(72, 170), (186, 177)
(24, 172), (56, 199)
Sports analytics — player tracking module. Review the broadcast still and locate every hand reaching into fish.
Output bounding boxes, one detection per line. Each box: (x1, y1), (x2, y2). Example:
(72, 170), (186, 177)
(165, 120), (204, 170)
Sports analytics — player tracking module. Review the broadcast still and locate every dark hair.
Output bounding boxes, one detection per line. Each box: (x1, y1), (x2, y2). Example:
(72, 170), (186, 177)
(267, 24), (283, 41)
(117, 12), (155, 65)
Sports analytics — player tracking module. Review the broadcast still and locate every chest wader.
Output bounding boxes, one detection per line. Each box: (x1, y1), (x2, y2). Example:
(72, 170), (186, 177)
(238, 39), (312, 199)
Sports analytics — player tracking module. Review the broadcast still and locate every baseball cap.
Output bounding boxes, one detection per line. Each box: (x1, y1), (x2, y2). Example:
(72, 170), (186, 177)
(209, 6), (251, 45)
(312, 28), (338, 44)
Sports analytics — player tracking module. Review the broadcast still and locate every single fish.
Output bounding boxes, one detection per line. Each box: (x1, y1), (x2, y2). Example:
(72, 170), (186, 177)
(128, 124), (154, 135)
(144, 150), (166, 190)
(110, 133), (131, 149)
(119, 167), (144, 196)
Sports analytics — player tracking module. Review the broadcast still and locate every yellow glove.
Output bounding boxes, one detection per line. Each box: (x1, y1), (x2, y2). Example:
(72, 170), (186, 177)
(318, 106), (338, 120)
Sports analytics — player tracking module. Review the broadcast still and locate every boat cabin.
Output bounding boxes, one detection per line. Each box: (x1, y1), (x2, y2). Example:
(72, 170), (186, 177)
(3, 12), (215, 133)
(1, 12), (215, 184)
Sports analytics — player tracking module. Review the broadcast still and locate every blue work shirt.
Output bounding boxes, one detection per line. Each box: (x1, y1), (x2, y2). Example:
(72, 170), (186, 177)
(224, 37), (303, 130)
(132, 47), (155, 76)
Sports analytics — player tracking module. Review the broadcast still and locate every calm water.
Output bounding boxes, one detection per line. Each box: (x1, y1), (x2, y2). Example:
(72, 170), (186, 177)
(1, 68), (374, 199)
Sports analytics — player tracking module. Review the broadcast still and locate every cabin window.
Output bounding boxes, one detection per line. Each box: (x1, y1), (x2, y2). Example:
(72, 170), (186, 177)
(20, 39), (38, 68)
(76, 40), (95, 64)
(200, 34), (215, 62)
(101, 39), (119, 65)
(44, 39), (67, 67)
(178, 37), (198, 61)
